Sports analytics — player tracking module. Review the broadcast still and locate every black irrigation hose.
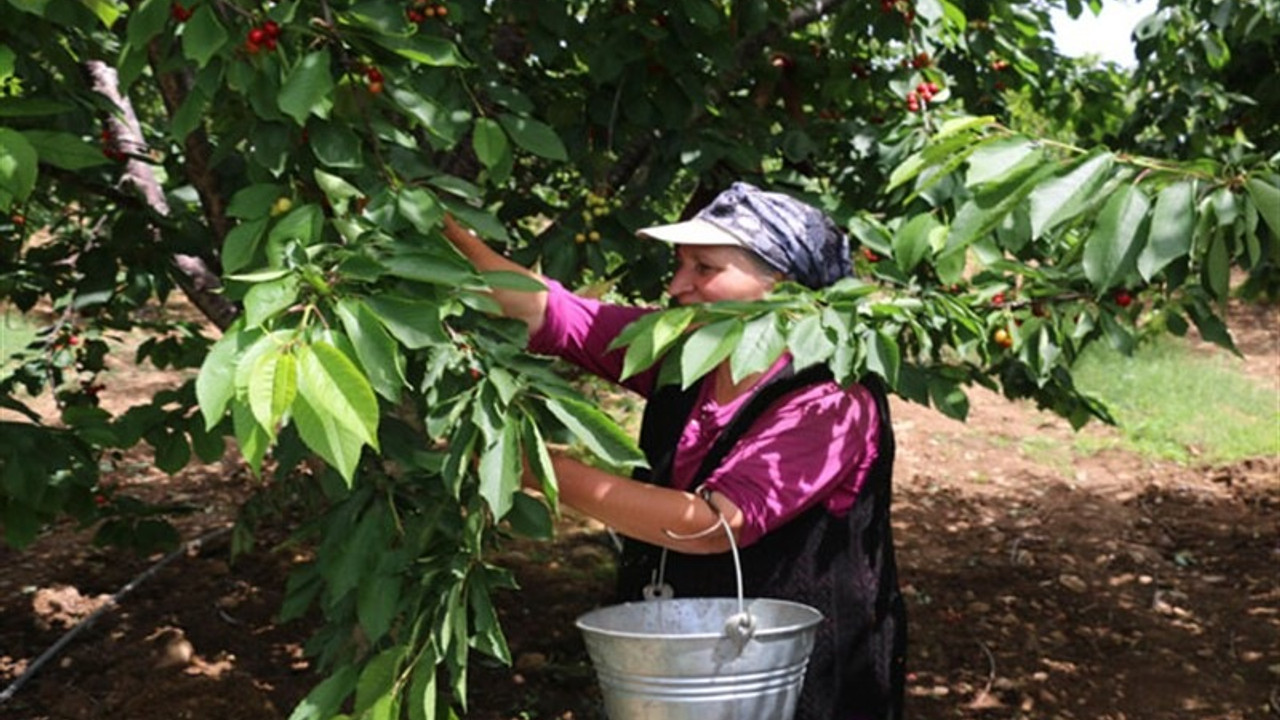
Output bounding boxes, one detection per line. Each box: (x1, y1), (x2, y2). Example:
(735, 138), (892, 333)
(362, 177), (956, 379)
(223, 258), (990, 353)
(0, 525), (232, 706)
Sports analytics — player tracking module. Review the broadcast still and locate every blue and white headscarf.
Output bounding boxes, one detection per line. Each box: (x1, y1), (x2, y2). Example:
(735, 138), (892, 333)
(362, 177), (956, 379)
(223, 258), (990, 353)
(638, 182), (852, 289)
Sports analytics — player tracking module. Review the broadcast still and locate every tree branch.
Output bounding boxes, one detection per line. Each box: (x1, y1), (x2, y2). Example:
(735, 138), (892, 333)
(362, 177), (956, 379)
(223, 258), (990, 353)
(84, 60), (239, 332)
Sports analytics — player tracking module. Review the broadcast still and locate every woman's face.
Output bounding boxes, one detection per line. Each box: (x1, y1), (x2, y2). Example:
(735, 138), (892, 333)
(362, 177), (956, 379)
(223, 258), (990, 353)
(667, 245), (778, 305)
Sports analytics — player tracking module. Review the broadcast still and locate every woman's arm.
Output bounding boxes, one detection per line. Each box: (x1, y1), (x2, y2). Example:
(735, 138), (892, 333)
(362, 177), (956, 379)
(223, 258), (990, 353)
(544, 454), (745, 554)
(442, 214), (548, 334)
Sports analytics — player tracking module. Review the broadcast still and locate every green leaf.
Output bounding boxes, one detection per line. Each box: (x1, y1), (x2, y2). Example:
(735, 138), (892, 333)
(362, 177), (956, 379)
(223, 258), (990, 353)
(520, 416), (557, 508)
(0, 127), (37, 211)
(126, 0), (170, 48)
(197, 323), (249, 429)
(893, 213), (941, 273)
(507, 490), (554, 540)
(787, 313), (836, 369)
(21, 130), (107, 170)
(946, 163), (1057, 255)
(278, 50), (335, 126)
(243, 274), (300, 329)
(1202, 232), (1230, 302)
(230, 402), (270, 474)
(152, 427), (191, 474)
(297, 342), (380, 451)
(1245, 177), (1280, 241)
(356, 577), (402, 648)
(292, 384), (367, 485)
(268, 203), (324, 248)
(928, 376), (970, 420)
(246, 348), (297, 438)
(365, 295), (447, 349)
(1027, 150), (1114, 238)
(864, 328), (900, 389)
(354, 645), (403, 715)
(181, 4), (229, 69)
(314, 169), (363, 206)
(498, 114), (568, 161)
(397, 186), (444, 235)
(543, 396), (645, 469)
(613, 308), (695, 381)
(965, 137), (1041, 188)
(1138, 181), (1195, 281)
(406, 646), (440, 720)
(389, 87), (464, 146)
(679, 319), (743, 389)
(82, 0), (121, 27)
(1083, 184), (1150, 292)
(472, 118), (510, 171)
(381, 249), (474, 287)
(222, 218), (269, 275)
(0, 98), (74, 118)
(336, 299), (407, 403)
(728, 313), (786, 383)
(373, 34), (467, 66)
(286, 664), (358, 720)
(228, 183), (285, 220)
(310, 122), (363, 168)
(478, 418), (521, 519)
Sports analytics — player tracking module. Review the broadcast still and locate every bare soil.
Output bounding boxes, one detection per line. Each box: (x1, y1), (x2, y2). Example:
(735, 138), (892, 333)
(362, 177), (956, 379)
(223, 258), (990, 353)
(1, 298), (1276, 720)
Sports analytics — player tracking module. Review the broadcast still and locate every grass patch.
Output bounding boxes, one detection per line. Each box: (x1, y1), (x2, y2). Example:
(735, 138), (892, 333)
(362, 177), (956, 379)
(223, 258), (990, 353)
(1071, 334), (1279, 464)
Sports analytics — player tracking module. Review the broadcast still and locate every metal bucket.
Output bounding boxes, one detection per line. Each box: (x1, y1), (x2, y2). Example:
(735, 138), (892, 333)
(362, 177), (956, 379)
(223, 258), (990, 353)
(576, 596), (822, 719)
(575, 504), (823, 719)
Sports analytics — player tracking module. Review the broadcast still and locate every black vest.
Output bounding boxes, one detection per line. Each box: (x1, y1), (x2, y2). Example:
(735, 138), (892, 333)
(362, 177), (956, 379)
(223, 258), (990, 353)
(617, 364), (907, 720)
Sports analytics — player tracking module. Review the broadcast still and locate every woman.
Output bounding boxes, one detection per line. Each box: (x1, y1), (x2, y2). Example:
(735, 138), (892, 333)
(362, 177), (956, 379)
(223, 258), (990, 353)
(443, 182), (907, 720)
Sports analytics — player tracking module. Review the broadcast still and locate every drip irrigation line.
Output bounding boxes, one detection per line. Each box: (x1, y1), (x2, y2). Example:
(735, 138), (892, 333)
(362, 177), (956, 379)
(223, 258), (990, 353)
(0, 525), (232, 706)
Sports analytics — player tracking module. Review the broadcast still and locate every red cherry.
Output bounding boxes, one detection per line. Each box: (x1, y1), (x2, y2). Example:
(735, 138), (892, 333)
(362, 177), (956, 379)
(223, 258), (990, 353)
(368, 80), (384, 95)
(991, 292), (1005, 307)
(407, 8), (425, 22)
(862, 248), (880, 262)
(366, 67), (383, 82)
(263, 20), (280, 38)
(435, 4), (448, 17)
(248, 27), (267, 44)
(1115, 290), (1133, 307)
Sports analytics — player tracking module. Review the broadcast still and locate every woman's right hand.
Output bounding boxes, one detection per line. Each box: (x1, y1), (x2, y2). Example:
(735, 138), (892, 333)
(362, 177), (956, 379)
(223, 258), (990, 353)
(441, 214), (549, 334)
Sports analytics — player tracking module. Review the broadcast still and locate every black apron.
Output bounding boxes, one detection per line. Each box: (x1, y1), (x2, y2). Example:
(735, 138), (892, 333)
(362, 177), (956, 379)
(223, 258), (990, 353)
(616, 364), (907, 720)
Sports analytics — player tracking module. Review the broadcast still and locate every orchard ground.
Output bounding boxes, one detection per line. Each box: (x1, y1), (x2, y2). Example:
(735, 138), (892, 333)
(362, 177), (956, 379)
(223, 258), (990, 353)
(0, 297), (1276, 720)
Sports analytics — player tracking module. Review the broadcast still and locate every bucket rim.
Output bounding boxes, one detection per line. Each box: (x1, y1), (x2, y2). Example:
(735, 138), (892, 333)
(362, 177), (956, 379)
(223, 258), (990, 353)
(575, 596), (824, 641)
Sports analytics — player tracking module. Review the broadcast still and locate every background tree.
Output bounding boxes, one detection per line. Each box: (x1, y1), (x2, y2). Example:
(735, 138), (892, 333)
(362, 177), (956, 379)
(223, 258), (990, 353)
(1, 0), (1275, 717)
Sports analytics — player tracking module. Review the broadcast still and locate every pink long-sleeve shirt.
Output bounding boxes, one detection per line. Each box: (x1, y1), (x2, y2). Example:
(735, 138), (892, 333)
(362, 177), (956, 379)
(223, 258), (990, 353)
(529, 279), (880, 547)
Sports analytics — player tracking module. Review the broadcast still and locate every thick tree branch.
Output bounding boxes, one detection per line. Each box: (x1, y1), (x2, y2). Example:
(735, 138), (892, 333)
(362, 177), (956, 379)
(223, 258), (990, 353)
(84, 60), (239, 331)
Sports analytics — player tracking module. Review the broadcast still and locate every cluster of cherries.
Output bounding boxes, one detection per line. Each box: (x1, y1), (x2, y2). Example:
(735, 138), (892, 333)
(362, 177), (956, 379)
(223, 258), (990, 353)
(362, 66), (385, 94)
(879, 0), (915, 24)
(245, 20), (282, 54)
(905, 80), (940, 112)
(100, 127), (126, 163)
(406, 0), (448, 23)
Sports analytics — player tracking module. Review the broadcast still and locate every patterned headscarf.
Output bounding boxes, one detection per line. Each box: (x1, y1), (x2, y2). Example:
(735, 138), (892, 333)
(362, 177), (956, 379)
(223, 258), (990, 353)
(639, 182), (852, 289)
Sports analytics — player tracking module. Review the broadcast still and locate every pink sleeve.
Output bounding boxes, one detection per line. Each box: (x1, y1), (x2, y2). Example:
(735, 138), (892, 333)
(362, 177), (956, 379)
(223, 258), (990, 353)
(701, 382), (880, 547)
(528, 278), (660, 396)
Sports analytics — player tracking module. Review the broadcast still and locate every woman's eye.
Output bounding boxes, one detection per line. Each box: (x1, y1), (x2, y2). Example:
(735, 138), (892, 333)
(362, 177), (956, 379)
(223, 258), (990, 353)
(695, 262), (714, 275)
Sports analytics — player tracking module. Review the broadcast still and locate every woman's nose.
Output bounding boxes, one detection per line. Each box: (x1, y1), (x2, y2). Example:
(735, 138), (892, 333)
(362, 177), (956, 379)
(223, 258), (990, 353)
(667, 265), (692, 298)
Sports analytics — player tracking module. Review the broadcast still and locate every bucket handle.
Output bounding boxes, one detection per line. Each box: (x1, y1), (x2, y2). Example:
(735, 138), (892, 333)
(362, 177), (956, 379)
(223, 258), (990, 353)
(650, 488), (757, 642)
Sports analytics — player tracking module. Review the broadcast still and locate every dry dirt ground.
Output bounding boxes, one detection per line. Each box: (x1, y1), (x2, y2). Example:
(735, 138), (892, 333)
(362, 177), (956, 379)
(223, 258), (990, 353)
(0, 299), (1276, 720)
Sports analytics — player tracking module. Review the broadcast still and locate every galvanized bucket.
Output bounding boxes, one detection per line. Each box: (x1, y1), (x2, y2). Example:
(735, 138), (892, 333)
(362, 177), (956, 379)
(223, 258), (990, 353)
(575, 507), (823, 719)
